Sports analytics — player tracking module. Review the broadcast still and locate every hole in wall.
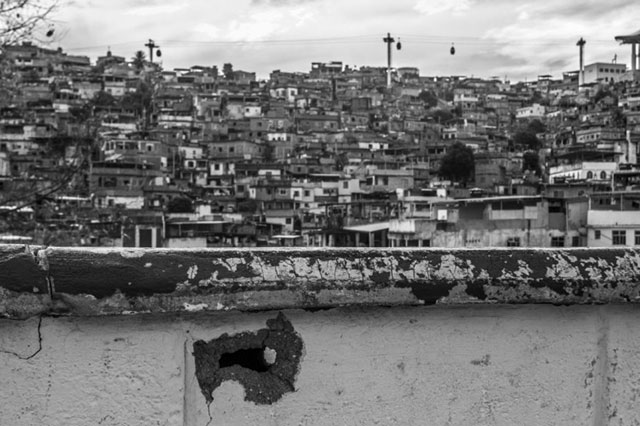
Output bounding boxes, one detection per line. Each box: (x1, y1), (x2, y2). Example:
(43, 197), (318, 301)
(193, 312), (302, 405)
(218, 347), (271, 372)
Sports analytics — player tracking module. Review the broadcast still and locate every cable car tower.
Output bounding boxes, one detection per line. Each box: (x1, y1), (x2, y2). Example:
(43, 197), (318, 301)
(382, 33), (401, 88)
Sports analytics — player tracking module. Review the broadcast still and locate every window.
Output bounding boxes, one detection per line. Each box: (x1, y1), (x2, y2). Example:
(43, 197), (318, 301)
(343, 181), (349, 189)
(293, 191), (300, 197)
(600, 171), (607, 179)
(595, 230), (601, 240)
(285, 218), (292, 224)
(587, 171), (593, 179)
(551, 236), (564, 247)
(635, 230), (640, 245)
(421, 239), (431, 247)
(612, 230), (626, 245)
(506, 237), (520, 247)
(572, 236), (580, 247)
(304, 190), (310, 197)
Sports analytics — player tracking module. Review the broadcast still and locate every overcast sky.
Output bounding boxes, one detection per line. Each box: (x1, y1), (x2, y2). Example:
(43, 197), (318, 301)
(54, 0), (640, 81)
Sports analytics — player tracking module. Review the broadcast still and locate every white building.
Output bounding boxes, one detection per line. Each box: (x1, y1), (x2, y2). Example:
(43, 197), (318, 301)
(583, 62), (627, 85)
(587, 192), (640, 247)
(549, 161), (618, 183)
(516, 103), (546, 119)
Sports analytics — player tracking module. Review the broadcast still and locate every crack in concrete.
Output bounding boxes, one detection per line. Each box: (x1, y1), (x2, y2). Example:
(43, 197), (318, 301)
(0, 315), (43, 360)
(592, 307), (611, 426)
(205, 402), (213, 426)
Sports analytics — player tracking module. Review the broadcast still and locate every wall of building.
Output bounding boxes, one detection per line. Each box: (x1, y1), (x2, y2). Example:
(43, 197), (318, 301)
(164, 237), (208, 248)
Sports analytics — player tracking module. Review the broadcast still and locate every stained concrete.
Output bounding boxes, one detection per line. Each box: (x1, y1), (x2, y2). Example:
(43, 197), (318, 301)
(3, 246), (640, 318)
(3, 305), (640, 425)
(3, 246), (640, 424)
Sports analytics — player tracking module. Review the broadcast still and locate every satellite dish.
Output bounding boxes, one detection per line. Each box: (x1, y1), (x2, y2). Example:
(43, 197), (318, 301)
(396, 39), (402, 50)
(156, 50), (162, 58)
(46, 28), (54, 37)
(450, 43), (456, 55)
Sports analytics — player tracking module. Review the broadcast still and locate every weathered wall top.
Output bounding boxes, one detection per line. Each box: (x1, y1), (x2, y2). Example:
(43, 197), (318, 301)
(2, 244), (640, 319)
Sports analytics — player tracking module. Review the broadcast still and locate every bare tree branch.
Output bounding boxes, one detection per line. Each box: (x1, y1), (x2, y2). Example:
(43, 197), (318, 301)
(0, 0), (58, 45)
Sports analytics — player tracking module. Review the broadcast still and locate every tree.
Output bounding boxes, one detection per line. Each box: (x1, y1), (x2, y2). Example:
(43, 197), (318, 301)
(222, 63), (234, 79)
(526, 119), (546, 134)
(0, 0), (58, 45)
(418, 90), (438, 108)
(131, 50), (146, 71)
(90, 90), (117, 109)
(513, 131), (541, 150)
(167, 197), (194, 213)
(0, 137), (92, 218)
(522, 151), (542, 176)
(430, 109), (454, 124)
(120, 80), (152, 119)
(438, 142), (475, 186)
(610, 107), (627, 128)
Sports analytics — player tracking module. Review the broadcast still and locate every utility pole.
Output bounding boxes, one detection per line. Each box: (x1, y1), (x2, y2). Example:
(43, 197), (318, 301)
(145, 39), (160, 63)
(576, 37), (586, 87)
(383, 33), (395, 88)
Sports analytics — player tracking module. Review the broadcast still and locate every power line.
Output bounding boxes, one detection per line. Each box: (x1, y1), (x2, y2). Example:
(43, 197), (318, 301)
(62, 33), (621, 53)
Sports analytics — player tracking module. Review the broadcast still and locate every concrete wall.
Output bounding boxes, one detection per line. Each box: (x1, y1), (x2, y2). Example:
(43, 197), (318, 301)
(3, 246), (640, 425)
(4, 305), (640, 425)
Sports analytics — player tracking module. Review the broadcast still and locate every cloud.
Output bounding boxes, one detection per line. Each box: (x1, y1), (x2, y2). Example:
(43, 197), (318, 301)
(223, 5), (315, 42)
(478, 0), (640, 79)
(544, 58), (571, 70)
(515, 0), (637, 20)
(193, 23), (220, 40)
(251, 0), (318, 6)
(125, 3), (186, 16)
(413, 0), (474, 15)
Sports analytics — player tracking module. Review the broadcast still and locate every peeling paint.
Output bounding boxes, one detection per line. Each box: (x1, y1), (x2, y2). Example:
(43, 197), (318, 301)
(3, 246), (640, 318)
(119, 250), (145, 259)
(183, 302), (208, 312)
(186, 265), (198, 280)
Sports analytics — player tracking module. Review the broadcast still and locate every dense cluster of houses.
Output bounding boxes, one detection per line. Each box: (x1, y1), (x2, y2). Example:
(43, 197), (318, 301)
(1, 41), (639, 248)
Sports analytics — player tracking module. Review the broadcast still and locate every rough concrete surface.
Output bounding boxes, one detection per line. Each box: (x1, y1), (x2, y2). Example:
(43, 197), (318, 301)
(3, 305), (640, 425)
(2, 246), (640, 318)
(193, 312), (304, 405)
